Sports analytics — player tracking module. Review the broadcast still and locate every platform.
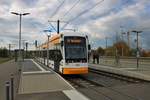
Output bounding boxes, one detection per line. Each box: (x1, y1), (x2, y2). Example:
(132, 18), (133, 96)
(89, 63), (150, 81)
(16, 59), (89, 100)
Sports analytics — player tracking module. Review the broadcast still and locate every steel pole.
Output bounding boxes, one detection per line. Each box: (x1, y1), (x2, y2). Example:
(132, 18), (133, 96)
(105, 37), (107, 49)
(25, 42), (28, 58)
(47, 35), (50, 66)
(127, 32), (130, 48)
(19, 14), (22, 61)
(57, 20), (60, 34)
(132, 30), (142, 69)
(9, 44), (11, 57)
(137, 32), (139, 68)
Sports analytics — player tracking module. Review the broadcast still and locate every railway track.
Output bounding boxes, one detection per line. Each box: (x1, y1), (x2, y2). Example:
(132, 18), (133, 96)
(36, 60), (149, 100)
(63, 75), (103, 88)
(63, 75), (142, 100)
(62, 68), (149, 100)
(89, 68), (148, 83)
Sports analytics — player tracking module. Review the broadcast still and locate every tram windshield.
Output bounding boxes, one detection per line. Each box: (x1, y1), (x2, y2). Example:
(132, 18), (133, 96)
(64, 36), (87, 62)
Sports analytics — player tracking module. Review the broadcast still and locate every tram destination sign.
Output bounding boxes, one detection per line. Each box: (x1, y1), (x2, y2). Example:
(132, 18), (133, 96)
(65, 37), (85, 44)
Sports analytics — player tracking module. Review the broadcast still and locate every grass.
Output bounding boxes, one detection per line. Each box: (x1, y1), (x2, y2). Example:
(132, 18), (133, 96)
(0, 57), (12, 64)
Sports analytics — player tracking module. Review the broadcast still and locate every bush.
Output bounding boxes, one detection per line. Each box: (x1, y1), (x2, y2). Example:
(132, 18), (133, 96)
(0, 48), (9, 57)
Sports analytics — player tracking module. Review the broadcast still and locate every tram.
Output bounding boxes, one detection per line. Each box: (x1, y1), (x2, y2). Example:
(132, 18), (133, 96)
(36, 32), (90, 74)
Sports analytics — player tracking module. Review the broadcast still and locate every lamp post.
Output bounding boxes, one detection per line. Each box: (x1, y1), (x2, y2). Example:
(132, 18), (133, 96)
(132, 30), (142, 69)
(11, 12), (30, 62)
(8, 44), (16, 58)
(25, 42), (28, 58)
(22, 40), (27, 61)
(43, 30), (52, 66)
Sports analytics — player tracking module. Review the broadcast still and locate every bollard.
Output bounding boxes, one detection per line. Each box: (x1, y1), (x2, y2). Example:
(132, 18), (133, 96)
(6, 81), (10, 100)
(44, 57), (45, 65)
(18, 68), (21, 72)
(18, 61), (22, 72)
(10, 74), (14, 100)
(40, 58), (42, 64)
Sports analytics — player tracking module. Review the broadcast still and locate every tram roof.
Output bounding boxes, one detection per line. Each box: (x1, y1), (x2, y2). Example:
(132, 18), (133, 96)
(50, 31), (87, 38)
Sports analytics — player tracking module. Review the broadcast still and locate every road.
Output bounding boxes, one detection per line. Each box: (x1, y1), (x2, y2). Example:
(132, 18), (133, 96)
(0, 57), (12, 64)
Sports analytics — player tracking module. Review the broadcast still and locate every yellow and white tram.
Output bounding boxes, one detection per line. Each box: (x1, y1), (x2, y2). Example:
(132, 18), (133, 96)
(36, 32), (90, 74)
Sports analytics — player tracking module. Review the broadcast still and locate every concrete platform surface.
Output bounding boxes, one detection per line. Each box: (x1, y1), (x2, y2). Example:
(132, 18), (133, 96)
(22, 59), (44, 72)
(16, 91), (70, 100)
(16, 59), (89, 100)
(16, 89), (90, 100)
(0, 60), (19, 100)
(18, 73), (73, 94)
(89, 63), (150, 81)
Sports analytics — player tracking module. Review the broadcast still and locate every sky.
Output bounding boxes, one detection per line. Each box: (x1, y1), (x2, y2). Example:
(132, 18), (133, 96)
(0, 0), (150, 50)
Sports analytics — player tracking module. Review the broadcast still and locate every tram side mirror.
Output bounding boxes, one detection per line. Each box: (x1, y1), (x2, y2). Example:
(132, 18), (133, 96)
(88, 44), (91, 50)
(61, 41), (64, 47)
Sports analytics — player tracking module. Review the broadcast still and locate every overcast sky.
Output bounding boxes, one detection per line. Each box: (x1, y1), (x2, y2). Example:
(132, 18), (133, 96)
(0, 0), (150, 50)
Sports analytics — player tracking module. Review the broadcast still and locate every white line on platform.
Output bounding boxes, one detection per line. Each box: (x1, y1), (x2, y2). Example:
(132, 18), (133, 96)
(54, 72), (75, 89)
(63, 90), (90, 100)
(120, 68), (137, 70)
(31, 59), (45, 71)
(23, 71), (51, 74)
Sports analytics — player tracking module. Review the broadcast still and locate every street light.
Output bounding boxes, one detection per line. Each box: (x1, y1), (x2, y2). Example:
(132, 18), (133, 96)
(22, 40), (27, 61)
(132, 30), (142, 69)
(43, 30), (52, 66)
(11, 12), (30, 62)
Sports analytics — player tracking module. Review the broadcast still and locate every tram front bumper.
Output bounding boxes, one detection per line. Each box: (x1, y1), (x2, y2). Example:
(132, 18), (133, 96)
(62, 67), (88, 74)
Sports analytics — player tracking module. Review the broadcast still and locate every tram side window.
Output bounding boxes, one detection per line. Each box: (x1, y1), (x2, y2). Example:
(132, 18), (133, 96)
(49, 50), (62, 61)
(43, 50), (47, 57)
(49, 50), (55, 60)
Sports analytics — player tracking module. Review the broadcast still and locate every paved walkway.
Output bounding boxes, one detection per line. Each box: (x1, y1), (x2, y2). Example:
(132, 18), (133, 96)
(17, 59), (89, 100)
(18, 59), (73, 94)
(0, 60), (19, 100)
(0, 59), (89, 100)
(89, 63), (150, 81)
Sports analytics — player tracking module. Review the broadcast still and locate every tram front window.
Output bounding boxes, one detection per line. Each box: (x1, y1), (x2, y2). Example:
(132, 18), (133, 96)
(64, 36), (87, 63)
